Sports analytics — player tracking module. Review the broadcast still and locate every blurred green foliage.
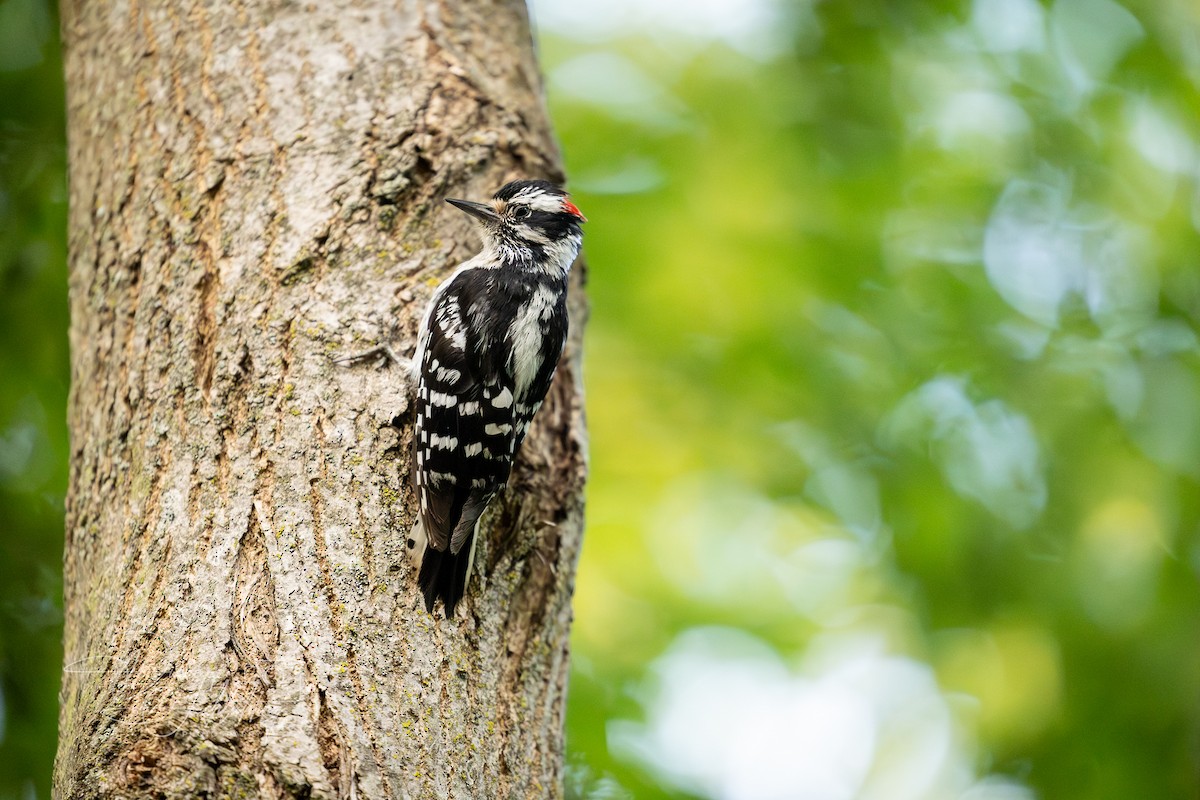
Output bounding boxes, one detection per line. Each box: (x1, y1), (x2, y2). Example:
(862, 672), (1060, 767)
(2, 0), (1199, 798)
(540, 1), (1200, 798)
(0, 0), (68, 796)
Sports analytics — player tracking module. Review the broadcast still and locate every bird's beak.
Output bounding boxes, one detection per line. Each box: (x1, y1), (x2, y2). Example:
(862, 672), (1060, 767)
(447, 198), (501, 225)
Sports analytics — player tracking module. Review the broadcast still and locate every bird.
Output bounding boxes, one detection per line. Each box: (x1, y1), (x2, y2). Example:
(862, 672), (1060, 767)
(407, 179), (585, 617)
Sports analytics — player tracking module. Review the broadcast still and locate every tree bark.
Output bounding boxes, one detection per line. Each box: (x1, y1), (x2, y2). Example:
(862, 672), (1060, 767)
(55, 1), (586, 797)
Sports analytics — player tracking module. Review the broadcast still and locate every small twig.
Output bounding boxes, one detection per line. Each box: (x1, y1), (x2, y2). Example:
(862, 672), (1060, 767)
(333, 344), (403, 369)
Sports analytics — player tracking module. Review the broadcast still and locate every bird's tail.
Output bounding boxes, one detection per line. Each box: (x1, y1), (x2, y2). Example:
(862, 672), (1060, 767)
(418, 544), (473, 618)
(418, 508), (483, 617)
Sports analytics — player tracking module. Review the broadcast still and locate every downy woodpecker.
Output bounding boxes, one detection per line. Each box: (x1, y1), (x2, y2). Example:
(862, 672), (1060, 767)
(411, 179), (585, 617)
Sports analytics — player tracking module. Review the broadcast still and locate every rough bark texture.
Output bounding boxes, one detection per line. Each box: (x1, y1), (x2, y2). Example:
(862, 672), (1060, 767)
(55, 1), (586, 797)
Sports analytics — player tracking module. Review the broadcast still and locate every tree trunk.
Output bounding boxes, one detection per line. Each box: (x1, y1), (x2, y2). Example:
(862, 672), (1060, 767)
(55, 1), (586, 797)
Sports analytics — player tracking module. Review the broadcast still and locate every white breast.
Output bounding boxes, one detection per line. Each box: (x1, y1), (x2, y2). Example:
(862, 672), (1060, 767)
(508, 283), (556, 398)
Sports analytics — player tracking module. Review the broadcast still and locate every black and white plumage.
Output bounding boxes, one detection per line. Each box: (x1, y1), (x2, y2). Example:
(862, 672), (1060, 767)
(411, 179), (585, 617)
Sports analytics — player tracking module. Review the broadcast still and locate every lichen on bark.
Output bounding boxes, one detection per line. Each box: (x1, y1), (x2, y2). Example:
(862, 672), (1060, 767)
(56, 1), (587, 797)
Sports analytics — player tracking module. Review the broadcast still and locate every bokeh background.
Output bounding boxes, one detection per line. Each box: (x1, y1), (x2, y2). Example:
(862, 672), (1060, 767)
(2, 0), (1199, 798)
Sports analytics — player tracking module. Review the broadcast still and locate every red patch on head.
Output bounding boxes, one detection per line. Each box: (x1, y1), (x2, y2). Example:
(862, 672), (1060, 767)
(562, 199), (587, 221)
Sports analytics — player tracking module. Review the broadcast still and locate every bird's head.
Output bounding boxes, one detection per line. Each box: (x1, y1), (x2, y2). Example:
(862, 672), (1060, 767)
(447, 179), (586, 271)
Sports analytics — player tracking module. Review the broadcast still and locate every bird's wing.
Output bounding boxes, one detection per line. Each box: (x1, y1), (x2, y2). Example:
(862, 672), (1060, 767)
(414, 272), (517, 554)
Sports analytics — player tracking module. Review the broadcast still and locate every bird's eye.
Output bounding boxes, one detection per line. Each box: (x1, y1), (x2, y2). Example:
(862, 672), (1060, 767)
(513, 206), (531, 220)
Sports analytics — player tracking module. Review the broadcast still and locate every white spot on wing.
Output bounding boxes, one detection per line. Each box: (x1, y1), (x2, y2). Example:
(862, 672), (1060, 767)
(436, 295), (468, 350)
(492, 386), (514, 409)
